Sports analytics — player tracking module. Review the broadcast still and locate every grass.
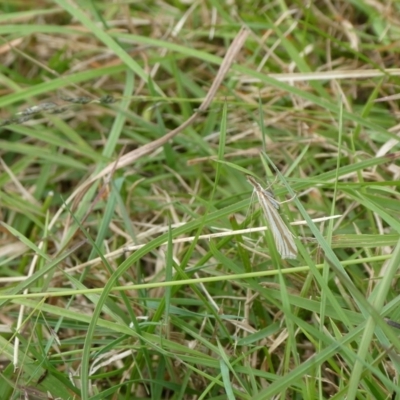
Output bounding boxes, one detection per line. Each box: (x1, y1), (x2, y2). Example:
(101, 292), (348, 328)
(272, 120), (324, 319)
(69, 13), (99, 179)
(1, 1), (400, 399)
